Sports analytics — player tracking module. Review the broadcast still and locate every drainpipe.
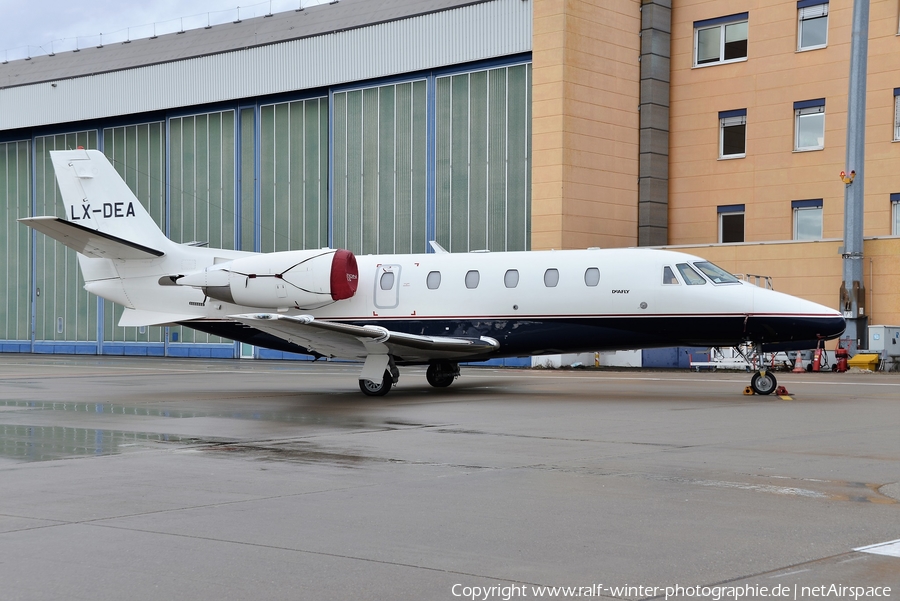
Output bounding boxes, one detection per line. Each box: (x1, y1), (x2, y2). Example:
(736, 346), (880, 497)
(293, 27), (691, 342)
(840, 0), (870, 352)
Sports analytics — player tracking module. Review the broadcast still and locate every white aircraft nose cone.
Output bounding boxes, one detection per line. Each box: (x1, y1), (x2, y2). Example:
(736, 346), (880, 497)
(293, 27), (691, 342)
(747, 287), (845, 343)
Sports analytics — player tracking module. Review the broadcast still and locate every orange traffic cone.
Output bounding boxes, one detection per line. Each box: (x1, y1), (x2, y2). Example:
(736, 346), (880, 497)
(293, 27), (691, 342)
(792, 352), (805, 373)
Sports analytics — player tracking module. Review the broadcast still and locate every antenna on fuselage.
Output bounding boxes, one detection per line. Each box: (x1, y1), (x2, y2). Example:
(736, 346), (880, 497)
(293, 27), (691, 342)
(429, 241), (449, 254)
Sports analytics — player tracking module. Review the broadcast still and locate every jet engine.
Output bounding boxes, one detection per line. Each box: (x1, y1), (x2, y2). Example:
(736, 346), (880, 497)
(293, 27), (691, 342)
(175, 248), (358, 309)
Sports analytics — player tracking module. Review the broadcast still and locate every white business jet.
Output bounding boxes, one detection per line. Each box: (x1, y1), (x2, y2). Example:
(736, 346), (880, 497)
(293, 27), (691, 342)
(20, 150), (845, 396)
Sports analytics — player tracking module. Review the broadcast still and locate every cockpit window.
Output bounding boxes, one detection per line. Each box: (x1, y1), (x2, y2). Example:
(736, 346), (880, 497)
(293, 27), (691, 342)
(693, 261), (741, 284)
(662, 266), (679, 285)
(676, 263), (707, 285)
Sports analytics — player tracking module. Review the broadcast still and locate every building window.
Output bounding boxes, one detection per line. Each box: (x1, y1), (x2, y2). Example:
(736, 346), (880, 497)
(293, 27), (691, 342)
(798, 0), (828, 51)
(719, 109), (747, 158)
(718, 204), (745, 243)
(794, 99), (825, 151)
(893, 89), (900, 141)
(891, 194), (900, 236)
(793, 199), (823, 240)
(694, 13), (748, 67)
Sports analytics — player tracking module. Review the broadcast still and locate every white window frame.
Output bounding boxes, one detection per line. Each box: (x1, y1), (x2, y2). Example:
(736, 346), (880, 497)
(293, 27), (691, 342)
(719, 114), (747, 159)
(892, 199), (900, 236)
(793, 204), (823, 240)
(795, 104), (825, 151)
(893, 93), (900, 142)
(798, 2), (829, 51)
(718, 211), (745, 243)
(693, 16), (748, 67)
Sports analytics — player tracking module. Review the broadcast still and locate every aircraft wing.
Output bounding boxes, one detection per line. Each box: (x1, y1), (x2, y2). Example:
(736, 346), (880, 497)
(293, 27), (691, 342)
(19, 216), (165, 260)
(231, 314), (500, 365)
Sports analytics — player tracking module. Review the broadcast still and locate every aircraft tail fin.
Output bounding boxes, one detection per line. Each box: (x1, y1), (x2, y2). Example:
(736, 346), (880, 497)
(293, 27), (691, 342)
(32, 149), (171, 257)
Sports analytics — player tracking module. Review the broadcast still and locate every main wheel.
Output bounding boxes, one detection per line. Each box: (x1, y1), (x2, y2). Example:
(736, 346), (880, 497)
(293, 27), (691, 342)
(359, 370), (393, 396)
(750, 370), (777, 395)
(426, 361), (458, 388)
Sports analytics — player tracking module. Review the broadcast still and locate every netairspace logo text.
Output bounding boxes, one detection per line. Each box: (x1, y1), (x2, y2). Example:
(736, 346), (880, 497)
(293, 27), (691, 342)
(450, 583), (892, 600)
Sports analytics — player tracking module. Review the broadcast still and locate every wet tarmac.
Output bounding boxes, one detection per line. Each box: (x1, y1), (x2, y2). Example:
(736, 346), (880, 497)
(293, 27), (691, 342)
(0, 355), (898, 600)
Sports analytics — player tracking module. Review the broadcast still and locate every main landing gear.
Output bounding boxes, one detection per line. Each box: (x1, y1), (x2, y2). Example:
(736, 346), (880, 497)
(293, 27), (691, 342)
(426, 360), (459, 388)
(358, 360), (460, 396)
(358, 360), (400, 397)
(358, 371), (394, 396)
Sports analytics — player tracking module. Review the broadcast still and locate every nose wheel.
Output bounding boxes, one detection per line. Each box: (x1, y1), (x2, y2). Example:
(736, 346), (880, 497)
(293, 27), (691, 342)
(734, 343), (778, 395)
(750, 369), (777, 395)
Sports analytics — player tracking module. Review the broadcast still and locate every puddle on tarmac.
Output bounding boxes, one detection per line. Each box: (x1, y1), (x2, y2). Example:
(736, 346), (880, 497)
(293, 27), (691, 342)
(0, 423), (202, 462)
(0, 400), (370, 427)
(200, 440), (372, 468)
(0, 401), (415, 463)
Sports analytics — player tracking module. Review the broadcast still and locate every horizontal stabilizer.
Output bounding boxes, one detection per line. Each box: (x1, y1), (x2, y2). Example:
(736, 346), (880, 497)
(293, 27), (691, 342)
(119, 308), (202, 327)
(19, 216), (165, 260)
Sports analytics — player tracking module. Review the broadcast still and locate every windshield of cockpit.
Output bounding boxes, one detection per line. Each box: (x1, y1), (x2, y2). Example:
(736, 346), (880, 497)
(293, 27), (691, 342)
(692, 261), (741, 284)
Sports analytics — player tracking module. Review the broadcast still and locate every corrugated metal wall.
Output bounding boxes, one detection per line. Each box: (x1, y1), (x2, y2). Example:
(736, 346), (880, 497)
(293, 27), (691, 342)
(259, 98), (329, 253)
(435, 63), (532, 252)
(102, 122), (166, 345)
(0, 141), (31, 343)
(33, 132), (99, 346)
(332, 81), (428, 255)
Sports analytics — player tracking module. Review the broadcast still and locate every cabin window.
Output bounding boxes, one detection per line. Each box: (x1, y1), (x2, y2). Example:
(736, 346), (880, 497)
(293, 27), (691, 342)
(693, 261), (740, 284)
(380, 272), (395, 290)
(662, 266), (679, 285)
(504, 269), (519, 288)
(584, 267), (600, 287)
(543, 268), (559, 287)
(426, 271), (441, 290)
(676, 263), (707, 285)
(465, 270), (480, 289)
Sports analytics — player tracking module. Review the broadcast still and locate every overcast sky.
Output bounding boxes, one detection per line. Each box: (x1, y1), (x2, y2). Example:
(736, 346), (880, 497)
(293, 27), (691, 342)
(2, 0), (325, 60)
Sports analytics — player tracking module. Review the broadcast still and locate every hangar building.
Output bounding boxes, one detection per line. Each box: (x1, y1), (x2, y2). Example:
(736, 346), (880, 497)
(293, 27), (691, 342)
(0, 0), (898, 358)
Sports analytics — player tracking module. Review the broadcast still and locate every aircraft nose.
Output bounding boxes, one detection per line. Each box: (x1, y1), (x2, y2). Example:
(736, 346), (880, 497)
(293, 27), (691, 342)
(746, 288), (846, 343)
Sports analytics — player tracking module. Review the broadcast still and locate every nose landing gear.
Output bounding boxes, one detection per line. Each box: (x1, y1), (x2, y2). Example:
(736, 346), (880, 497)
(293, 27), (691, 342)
(749, 368), (777, 396)
(734, 343), (778, 395)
